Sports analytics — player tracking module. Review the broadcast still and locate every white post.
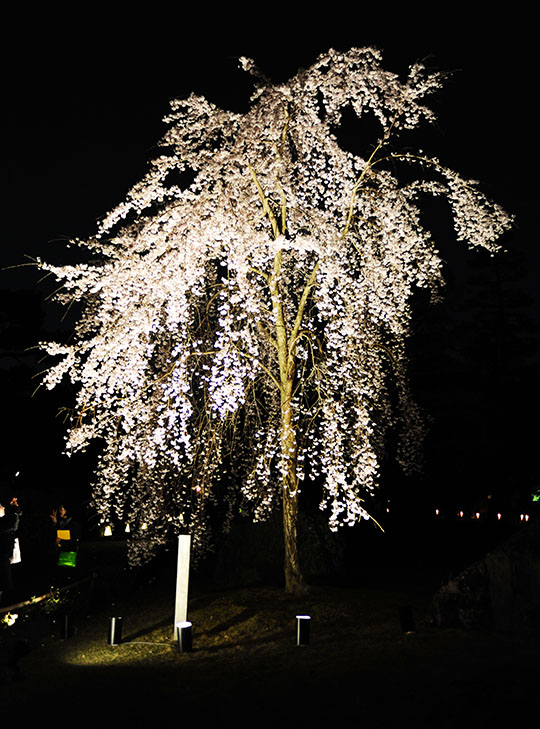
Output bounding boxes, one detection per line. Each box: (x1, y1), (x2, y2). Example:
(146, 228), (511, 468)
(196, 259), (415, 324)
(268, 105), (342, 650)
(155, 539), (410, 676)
(174, 534), (191, 636)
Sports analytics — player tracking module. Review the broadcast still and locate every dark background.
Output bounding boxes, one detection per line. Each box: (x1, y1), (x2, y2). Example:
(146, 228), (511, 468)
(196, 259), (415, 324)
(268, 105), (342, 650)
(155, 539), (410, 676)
(1, 11), (538, 522)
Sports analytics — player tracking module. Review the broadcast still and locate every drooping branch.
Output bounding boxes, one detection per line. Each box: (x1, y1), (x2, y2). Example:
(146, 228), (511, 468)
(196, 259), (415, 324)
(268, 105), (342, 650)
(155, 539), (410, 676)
(37, 47), (512, 580)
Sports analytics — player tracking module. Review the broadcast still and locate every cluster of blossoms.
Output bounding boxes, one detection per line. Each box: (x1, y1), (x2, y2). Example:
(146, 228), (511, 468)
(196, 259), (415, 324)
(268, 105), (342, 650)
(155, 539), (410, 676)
(38, 48), (512, 565)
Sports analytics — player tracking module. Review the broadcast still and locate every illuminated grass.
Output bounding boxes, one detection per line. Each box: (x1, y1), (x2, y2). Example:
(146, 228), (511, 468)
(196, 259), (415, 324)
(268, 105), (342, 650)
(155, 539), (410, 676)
(3, 571), (539, 724)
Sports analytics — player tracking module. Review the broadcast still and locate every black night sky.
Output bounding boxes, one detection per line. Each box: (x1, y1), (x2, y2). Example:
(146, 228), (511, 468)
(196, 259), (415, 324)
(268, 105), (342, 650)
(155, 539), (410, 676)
(1, 13), (538, 514)
(3, 15), (540, 720)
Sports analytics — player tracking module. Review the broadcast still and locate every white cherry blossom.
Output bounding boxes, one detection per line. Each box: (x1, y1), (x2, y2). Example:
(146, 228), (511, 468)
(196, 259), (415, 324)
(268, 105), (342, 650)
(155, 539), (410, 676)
(39, 48), (512, 591)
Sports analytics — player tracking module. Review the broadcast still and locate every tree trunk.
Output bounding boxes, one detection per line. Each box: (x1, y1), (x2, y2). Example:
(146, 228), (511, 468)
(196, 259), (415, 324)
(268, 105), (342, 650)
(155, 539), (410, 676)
(269, 245), (311, 593)
(282, 483), (305, 593)
(280, 378), (307, 594)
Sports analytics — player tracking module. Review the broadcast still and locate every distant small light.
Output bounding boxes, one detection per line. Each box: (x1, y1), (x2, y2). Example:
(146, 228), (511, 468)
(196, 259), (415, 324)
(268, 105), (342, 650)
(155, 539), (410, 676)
(125, 523), (130, 533)
(435, 509), (440, 516)
(459, 511), (464, 518)
(497, 513), (502, 521)
(475, 513), (480, 520)
(386, 507), (390, 513)
(103, 525), (113, 537)
(141, 522), (148, 531)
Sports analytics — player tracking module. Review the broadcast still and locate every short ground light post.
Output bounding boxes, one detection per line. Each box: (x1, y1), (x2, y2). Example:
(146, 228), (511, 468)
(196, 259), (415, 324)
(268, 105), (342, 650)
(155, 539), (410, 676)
(176, 621), (193, 653)
(296, 615), (311, 646)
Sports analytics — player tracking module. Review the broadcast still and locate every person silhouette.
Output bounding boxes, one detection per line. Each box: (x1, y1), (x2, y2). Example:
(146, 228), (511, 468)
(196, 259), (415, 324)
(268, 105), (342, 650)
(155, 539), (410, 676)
(0, 496), (22, 605)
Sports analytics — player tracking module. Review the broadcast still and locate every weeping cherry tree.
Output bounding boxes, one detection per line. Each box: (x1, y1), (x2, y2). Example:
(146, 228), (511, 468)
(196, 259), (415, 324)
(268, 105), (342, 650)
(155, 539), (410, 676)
(38, 48), (512, 593)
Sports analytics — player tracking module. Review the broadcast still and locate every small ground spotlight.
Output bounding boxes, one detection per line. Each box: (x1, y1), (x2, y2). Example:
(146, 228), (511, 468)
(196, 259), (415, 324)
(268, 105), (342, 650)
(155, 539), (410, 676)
(296, 615), (311, 646)
(176, 621), (193, 653)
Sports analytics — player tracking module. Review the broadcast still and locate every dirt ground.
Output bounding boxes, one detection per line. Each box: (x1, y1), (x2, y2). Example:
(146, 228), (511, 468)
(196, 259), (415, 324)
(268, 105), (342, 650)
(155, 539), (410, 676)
(2, 547), (539, 727)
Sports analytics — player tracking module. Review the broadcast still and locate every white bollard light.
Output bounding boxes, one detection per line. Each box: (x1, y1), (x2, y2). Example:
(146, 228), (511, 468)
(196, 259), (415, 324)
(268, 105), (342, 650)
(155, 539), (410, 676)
(176, 621), (193, 653)
(296, 615), (311, 646)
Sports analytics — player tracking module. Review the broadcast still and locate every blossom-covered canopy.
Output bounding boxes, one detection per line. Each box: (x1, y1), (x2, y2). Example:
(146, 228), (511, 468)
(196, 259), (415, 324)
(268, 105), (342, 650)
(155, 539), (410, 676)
(39, 48), (512, 563)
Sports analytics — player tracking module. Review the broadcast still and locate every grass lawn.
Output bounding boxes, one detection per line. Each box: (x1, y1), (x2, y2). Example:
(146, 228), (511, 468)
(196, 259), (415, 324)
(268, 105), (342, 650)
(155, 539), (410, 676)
(2, 551), (539, 727)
